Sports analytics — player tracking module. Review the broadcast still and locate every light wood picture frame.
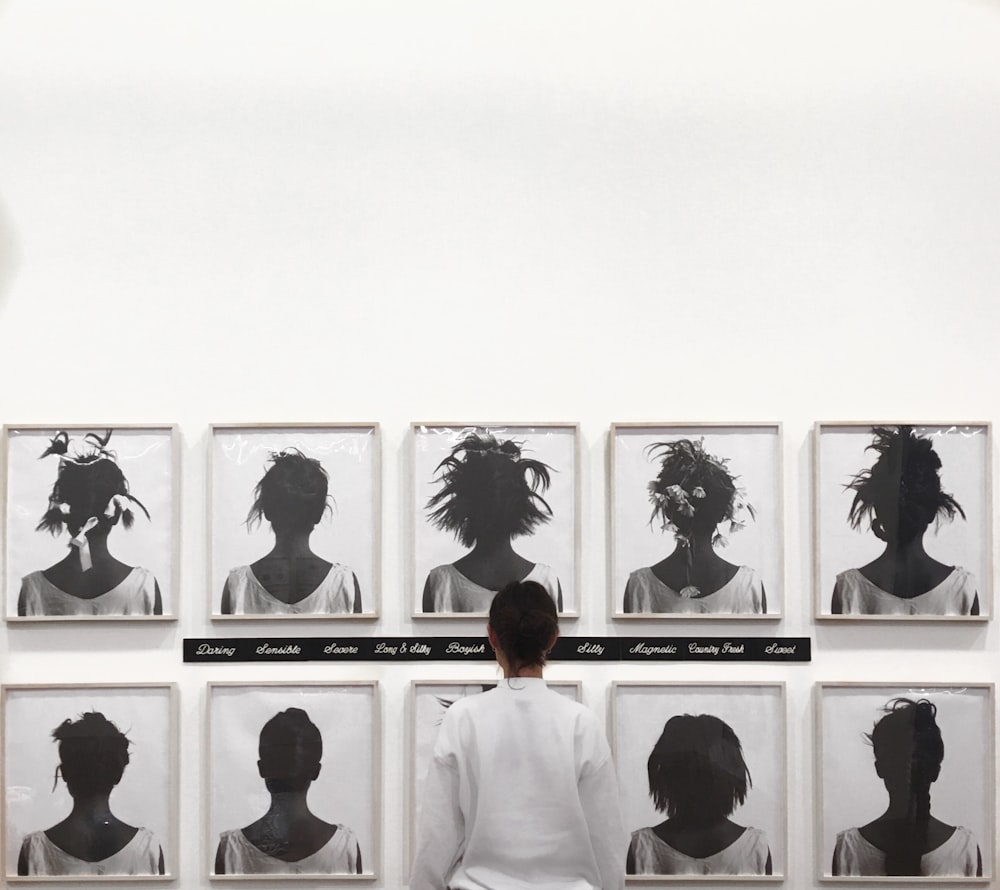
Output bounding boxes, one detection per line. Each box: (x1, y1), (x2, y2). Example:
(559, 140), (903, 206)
(210, 423), (380, 620)
(207, 682), (379, 881)
(815, 683), (994, 882)
(814, 422), (991, 621)
(612, 681), (786, 881)
(611, 423), (783, 619)
(411, 422), (580, 617)
(2, 683), (178, 881)
(3, 424), (179, 622)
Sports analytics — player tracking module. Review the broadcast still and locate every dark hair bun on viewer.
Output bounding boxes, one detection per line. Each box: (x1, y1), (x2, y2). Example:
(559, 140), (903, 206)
(489, 580), (558, 670)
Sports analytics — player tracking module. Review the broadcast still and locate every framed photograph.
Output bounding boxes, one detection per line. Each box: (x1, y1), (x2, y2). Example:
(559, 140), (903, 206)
(2, 683), (177, 881)
(815, 423), (991, 620)
(407, 680), (581, 870)
(208, 682), (378, 880)
(611, 424), (783, 618)
(412, 423), (579, 617)
(3, 425), (178, 621)
(816, 683), (994, 881)
(210, 424), (379, 619)
(612, 682), (786, 880)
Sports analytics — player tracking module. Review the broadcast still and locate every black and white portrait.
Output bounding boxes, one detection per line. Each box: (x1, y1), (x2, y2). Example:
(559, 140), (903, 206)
(818, 684), (993, 880)
(816, 423), (990, 619)
(209, 683), (377, 879)
(612, 683), (785, 879)
(4, 426), (176, 621)
(211, 425), (379, 618)
(612, 424), (782, 618)
(413, 423), (578, 616)
(3, 684), (175, 880)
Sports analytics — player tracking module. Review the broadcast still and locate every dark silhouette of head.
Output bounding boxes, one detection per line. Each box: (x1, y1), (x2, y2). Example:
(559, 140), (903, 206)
(257, 708), (323, 794)
(866, 697), (945, 876)
(847, 426), (965, 545)
(36, 431), (149, 538)
(647, 439), (752, 545)
(52, 711), (131, 799)
(427, 431), (553, 548)
(247, 450), (330, 534)
(488, 580), (558, 672)
(647, 714), (751, 826)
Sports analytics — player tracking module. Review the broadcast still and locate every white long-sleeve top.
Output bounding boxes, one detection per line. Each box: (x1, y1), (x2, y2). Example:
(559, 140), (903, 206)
(411, 677), (626, 890)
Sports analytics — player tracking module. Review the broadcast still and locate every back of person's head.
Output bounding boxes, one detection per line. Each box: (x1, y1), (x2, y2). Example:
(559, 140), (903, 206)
(36, 431), (149, 537)
(248, 449), (330, 534)
(848, 426), (964, 543)
(866, 698), (944, 876)
(647, 439), (752, 545)
(258, 707), (323, 787)
(647, 714), (751, 825)
(427, 431), (553, 548)
(488, 580), (558, 671)
(52, 711), (131, 799)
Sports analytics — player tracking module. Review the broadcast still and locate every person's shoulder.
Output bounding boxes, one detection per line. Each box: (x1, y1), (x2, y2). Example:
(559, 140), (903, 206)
(834, 826), (861, 848)
(949, 566), (976, 587)
(743, 826), (769, 847)
(427, 564), (452, 578)
(738, 564), (762, 583)
(19, 570), (45, 587)
(131, 566), (157, 586)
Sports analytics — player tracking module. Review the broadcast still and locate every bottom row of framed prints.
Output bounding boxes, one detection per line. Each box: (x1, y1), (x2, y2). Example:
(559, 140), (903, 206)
(0, 682), (993, 882)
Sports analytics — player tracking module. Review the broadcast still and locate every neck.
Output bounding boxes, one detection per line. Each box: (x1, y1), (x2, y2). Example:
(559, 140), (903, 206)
(267, 530), (316, 558)
(883, 537), (931, 563)
(264, 791), (315, 821)
(883, 787), (929, 819)
(470, 537), (517, 559)
(67, 794), (115, 823)
(80, 532), (112, 562)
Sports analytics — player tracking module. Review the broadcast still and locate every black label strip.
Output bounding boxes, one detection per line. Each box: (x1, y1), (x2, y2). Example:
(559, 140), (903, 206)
(183, 637), (810, 663)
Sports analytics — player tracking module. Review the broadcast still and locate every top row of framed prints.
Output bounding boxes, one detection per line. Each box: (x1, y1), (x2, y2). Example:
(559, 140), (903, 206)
(0, 421), (991, 622)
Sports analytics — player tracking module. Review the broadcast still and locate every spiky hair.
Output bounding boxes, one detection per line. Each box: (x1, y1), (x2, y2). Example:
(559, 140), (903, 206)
(426, 431), (553, 548)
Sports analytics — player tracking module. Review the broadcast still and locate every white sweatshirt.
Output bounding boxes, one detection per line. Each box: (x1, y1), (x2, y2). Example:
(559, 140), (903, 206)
(411, 678), (626, 890)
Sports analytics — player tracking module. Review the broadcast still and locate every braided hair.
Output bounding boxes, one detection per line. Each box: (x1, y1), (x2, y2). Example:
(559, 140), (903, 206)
(427, 432), (553, 548)
(867, 698), (944, 876)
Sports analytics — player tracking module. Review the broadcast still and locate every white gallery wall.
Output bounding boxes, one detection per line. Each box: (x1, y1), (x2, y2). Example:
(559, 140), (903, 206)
(1, 0), (999, 886)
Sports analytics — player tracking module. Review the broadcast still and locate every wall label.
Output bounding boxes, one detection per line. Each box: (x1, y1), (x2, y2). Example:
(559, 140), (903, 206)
(184, 636), (810, 663)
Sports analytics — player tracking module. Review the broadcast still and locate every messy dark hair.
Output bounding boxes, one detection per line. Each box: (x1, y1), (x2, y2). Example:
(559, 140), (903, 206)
(53, 711), (131, 797)
(847, 426), (964, 539)
(647, 438), (752, 545)
(36, 430), (149, 537)
(427, 431), (553, 548)
(247, 449), (331, 533)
